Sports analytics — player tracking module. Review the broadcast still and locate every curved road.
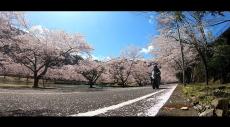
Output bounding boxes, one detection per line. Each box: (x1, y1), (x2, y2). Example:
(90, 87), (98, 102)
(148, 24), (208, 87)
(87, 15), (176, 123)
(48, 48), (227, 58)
(0, 84), (177, 116)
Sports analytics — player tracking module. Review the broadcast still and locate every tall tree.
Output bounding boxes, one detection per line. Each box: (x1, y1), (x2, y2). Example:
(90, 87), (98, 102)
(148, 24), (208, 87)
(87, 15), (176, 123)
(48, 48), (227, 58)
(149, 32), (197, 84)
(157, 12), (187, 85)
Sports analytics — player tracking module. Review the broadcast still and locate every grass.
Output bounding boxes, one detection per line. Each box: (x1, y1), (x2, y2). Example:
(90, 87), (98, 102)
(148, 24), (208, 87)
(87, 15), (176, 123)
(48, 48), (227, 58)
(0, 83), (32, 88)
(0, 76), (33, 88)
(182, 82), (230, 105)
(0, 76), (148, 89)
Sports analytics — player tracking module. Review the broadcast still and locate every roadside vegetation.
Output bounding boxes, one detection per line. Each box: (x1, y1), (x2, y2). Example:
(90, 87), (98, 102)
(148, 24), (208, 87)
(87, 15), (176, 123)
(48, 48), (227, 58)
(182, 83), (230, 105)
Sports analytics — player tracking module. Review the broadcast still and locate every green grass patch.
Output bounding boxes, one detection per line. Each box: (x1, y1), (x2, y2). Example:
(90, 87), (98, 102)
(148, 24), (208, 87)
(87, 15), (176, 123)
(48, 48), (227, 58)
(182, 83), (230, 105)
(0, 82), (32, 88)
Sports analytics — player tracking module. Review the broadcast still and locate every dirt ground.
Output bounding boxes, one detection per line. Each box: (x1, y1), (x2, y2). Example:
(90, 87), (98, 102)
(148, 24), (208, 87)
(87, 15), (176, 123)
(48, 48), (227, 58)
(157, 85), (198, 116)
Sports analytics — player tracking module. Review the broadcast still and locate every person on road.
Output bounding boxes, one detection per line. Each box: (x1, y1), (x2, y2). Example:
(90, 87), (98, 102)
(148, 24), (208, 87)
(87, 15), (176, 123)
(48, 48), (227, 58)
(151, 64), (161, 89)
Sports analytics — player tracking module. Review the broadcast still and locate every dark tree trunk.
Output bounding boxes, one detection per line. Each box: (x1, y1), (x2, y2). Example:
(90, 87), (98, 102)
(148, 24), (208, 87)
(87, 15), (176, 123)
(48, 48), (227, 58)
(204, 62), (209, 85)
(176, 20), (186, 86)
(197, 17), (209, 86)
(137, 81), (141, 86)
(191, 67), (194, 83)
(220, 68), (226, 84)
(194, 43), (209, 85)
(122, 82), (126, 87)
(33, 72), (39, 88)
(89, 82), (94, 88)
(26, 77), (29, 85)
(42, 78), (45, 88)
(33, 78), (39, 88)
(88, 80), (94, 88)
(198, 52), (209, 85)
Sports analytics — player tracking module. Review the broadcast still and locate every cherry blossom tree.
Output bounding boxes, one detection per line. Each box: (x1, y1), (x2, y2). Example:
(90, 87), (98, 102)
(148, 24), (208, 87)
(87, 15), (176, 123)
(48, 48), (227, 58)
(0, 12), (26, 48)
(132, 60), (151, 86)
(156, 12), (189, 85)
(8, 63), (31, 79)
(0, 60), (32, 82)
(76, 59), (106, 88)
(0, 12), (92, 88)
(107, 58), (131, 86)
(45, 65), (87, 85)
(0, 12), (25, 77)
(0, 52), (11, 78)
(149, 32), (197, 84)
(108, 45), (142, 87)
(155, 11), (229, 85)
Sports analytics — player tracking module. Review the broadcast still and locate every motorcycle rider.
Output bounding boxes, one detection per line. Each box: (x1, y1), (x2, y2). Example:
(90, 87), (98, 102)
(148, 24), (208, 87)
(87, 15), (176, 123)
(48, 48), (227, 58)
(151, 64), (161, 89)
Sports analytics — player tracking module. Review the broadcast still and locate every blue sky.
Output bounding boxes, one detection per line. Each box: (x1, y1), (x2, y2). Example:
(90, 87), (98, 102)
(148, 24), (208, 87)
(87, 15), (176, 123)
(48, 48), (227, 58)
(25, 11), (157, 60)
(25, 11), (230, 60)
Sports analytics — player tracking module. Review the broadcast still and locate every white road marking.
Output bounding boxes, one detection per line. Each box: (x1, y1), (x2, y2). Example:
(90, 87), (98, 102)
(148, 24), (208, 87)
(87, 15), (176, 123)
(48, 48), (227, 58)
(70, 89), (165, 116)
(144, 84), (178, 116)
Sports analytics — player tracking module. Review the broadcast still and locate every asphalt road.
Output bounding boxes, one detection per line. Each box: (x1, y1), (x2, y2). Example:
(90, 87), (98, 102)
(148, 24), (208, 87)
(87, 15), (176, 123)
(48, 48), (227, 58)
(0, 84), (177, 116)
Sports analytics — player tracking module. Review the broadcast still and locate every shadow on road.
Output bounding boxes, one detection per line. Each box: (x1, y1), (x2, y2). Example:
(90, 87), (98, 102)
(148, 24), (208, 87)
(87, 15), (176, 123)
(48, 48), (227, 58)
(159, 87), (170, 89)
(152, 87), (170, 90)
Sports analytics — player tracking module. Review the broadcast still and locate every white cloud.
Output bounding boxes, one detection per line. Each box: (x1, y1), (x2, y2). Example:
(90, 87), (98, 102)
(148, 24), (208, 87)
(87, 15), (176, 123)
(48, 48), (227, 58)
(92, 55), (111, 61)
(105, 56), (111, 60)
(29, 25), (44, 33)
(76, 52), (90, 59)
(148, 15), (154, 24)
(140, 45), (154, 54)
(29, 25), (49, 34)
(148, 19), (153, 24)
(21, 28), (29, 33)
(92, 55), (100, 60)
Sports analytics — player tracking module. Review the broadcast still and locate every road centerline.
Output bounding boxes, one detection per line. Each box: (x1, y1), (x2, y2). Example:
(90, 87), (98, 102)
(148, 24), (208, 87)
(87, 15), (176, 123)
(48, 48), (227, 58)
(69, 89), (165, 116)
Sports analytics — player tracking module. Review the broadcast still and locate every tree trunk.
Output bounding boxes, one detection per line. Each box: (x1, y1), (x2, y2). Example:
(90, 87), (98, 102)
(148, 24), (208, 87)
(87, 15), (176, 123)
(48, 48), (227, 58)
(26, 77), (29, 85)
(89, 83), (93, 88)
(191, 67), (194, 83)
(89, 81), (94, 88)
(220, 68), (225, 84)
(191, 37), (208, 85)
(122, 82), (126, 87)
(204, 62), (209, 85)
(120, 79), (126, 87)
(199, 50), (209, 85)
(42, 78), (45, 88)
(33, 72), (39, 88)
(33, 78), (39, 88)
(176, 20), (186, 86)
(198, 20), (209, 86)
